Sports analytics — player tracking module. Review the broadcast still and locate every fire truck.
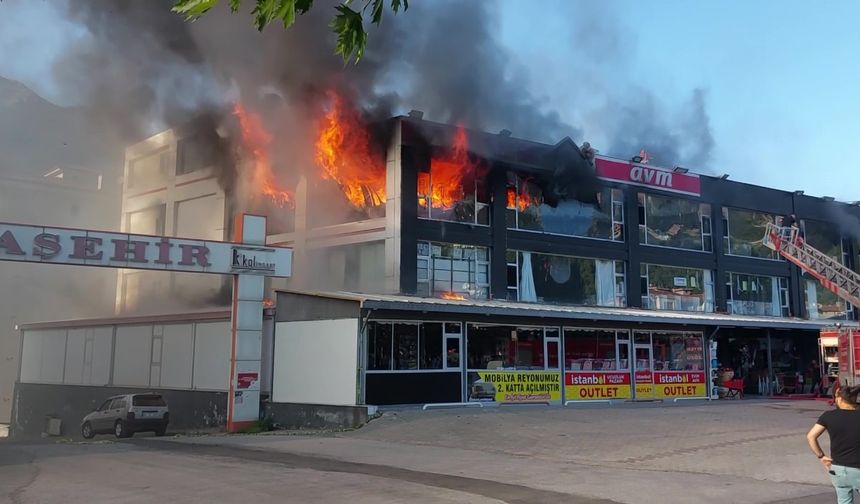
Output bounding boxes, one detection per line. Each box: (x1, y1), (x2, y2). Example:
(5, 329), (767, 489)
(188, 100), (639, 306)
(763, 223), (860, 392)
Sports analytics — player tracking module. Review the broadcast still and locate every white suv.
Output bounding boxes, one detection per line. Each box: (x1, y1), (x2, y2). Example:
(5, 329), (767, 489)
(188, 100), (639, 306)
(81, 393), (169, 439)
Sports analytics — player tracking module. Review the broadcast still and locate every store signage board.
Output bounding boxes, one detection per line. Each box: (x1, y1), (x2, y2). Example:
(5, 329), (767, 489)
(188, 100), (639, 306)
(594, 156), (702, 197)
(0, 222), (291, 277)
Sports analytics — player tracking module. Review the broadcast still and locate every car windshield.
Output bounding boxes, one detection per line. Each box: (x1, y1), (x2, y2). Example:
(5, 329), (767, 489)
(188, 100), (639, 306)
(133, 395), (166, 407)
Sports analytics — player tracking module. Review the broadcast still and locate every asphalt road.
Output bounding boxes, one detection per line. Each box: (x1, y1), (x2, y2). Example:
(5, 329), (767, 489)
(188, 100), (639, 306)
(0, 400), (845, 503)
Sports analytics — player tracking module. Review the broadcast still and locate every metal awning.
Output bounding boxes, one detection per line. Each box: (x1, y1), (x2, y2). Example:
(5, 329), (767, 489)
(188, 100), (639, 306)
(277, 290), (856, 331)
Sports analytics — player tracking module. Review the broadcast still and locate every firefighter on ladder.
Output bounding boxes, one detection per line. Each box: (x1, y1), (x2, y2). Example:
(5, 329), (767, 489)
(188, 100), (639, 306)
(781, 213), (802, 245)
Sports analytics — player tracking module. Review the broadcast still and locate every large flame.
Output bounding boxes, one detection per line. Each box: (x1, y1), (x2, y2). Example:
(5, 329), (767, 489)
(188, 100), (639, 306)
(506, 183), (537, 211)
(314, 92), (386, 209)
(440, 292), (467, 300)
(421, 125), (478, 210)
(233, 103), (294, 208)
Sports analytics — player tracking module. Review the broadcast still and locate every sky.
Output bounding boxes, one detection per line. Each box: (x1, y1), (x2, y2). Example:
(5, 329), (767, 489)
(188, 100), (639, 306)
(0, 0), (858, 200)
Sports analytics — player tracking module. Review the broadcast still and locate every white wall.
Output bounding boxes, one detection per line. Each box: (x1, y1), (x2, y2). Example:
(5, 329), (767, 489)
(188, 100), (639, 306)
(20, 329), (67, 384)
(113, 325), (153, 386)
(18, 318), (234, 392)
(273, 319), (359, 406)
(193, 321), (231, 391)
(160, 324), (194, 389)
(90, 327), (113, 385)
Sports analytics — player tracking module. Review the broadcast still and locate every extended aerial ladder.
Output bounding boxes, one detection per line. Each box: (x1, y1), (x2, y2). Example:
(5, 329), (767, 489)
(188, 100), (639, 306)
(762, 223), (860, 310)
(763, 223), (860, 392)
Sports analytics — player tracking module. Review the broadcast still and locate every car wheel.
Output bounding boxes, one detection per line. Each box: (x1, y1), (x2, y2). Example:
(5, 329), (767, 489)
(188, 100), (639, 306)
(114, 420), (132, 438)
(81, 422), (95, 439)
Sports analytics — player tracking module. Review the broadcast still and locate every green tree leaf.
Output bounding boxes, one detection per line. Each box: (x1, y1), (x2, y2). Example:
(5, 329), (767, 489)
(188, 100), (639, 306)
(331, 4), (368, 63)
(172, 0), (220, 19)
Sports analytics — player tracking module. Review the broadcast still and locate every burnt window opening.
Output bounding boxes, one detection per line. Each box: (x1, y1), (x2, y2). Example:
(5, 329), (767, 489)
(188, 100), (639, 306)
(638, 193), (712, 252)
(417, 156), (489, 226)
(177, 135), (217, 176)
(722, 207), (779, 260)
(506, 172), (623, 241)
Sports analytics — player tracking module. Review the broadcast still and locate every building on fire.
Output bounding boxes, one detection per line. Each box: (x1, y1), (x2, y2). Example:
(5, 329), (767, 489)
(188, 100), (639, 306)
(10, 106), (860, 436)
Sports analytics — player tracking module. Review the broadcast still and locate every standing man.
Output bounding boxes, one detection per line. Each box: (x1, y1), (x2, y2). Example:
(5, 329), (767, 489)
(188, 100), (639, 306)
(807, 385), (860, 503)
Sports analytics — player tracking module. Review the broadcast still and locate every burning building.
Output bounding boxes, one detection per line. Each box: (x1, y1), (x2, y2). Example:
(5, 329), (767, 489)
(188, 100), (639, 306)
(10, 99), (860, 437)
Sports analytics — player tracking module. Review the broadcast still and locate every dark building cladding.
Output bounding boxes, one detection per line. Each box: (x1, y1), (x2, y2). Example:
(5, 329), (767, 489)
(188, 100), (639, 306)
(395, 115), (860, 318)
(355, 116), (860, 405)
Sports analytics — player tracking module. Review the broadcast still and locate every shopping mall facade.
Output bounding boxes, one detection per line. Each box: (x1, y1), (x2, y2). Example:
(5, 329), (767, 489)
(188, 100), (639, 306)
(10, 115), (860, 437)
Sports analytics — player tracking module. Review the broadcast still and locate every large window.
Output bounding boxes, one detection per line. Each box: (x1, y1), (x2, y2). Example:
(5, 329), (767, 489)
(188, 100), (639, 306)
(417, 242), (489, 300)
(506, 173), (624, 241)
(367, 321), (462, 371)
(128, 149), (169, 189)
(722, 207), (779, 259)
(641, 263), (714, 312)
(177, 135), (218, 176)
(802, 220), (854, 320)
(505, 251), (625, 307)
(417, 162), (489, 225)
(652, 332), (705, 371)
(638, 193), (711, 251)
(127, 204), (166, 235)
(466, 324), (558, 370)
(563, 329), (627, 371)
(726, 273), (789, 317)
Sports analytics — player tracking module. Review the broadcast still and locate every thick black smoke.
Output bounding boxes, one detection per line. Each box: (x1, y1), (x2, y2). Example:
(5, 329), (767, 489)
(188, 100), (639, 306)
(55, 0), (575, 144)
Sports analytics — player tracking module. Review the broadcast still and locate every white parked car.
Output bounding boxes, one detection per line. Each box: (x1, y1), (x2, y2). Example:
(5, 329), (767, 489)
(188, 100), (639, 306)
(81, 393), (169, 439)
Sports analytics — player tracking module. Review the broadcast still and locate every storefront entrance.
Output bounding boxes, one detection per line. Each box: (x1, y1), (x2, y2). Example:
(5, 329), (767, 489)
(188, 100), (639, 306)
(633, 333), (655, 400)
(563, 328), (706, 403)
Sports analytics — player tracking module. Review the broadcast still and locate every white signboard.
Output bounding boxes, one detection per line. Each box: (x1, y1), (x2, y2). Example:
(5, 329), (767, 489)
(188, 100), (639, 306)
(0, 222), (291, 277)
(673, 276), (688, 287)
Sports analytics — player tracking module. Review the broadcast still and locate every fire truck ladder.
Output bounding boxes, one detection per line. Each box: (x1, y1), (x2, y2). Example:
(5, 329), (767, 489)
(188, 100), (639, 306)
(763, 223), (860, 309)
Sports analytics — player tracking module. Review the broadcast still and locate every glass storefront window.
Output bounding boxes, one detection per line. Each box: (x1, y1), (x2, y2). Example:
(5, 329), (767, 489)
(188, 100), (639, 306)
(505, 250), (625, 307)
(563, 329), (619, 370)
(726, 273), (789, 317)
(367, 321), (459, 371)
(420, 323), (443, 370)
(466, 325), (549, 370)
(367, 322), (393, 370)
(652, 332), (705, 371)
(416, 241), (489, 300)
(641, 263), (714, 312)
(722, 207), (779, 259)
(638, 193), (711, 251)
(505, 173), (623, 241)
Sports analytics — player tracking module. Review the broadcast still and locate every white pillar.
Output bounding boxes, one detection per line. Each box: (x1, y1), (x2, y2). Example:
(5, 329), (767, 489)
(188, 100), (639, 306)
(227, 214), (267, 431)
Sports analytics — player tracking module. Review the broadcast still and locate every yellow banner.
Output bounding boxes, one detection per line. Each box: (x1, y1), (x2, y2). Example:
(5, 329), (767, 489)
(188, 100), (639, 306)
(472, 371), (561, 403)
(565, 372), (631, 400)
(654, 372), (707, 399)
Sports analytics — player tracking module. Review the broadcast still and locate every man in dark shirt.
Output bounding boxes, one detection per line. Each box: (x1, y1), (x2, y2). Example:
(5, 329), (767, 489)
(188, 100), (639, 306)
(808, 385), (860, 503)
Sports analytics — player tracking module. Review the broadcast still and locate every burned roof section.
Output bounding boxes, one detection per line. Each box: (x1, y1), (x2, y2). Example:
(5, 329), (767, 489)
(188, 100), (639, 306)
(401, 115), (600, 207)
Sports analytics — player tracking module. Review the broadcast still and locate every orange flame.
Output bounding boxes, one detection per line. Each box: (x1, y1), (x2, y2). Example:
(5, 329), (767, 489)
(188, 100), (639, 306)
(314, 91), (386, 209)
(421, 125), (479, 210)
(233, 103), (294, 208)
(263, 298), (275, 308)
(506, 184), (536, 211)
(440, 292), (467, 300)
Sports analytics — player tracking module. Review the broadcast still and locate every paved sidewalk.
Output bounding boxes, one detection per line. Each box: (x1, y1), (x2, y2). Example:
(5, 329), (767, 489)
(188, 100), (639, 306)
(151, 400), (837, 503)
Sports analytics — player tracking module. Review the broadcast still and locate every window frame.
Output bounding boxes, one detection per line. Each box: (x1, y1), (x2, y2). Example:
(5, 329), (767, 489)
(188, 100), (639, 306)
(365, 321), (464, 374)
(505, 173), (625, 242)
